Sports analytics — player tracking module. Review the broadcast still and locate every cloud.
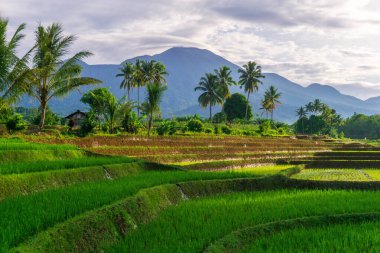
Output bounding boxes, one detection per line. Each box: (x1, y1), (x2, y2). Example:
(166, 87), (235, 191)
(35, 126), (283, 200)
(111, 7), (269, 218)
(1, 0), (380, 99)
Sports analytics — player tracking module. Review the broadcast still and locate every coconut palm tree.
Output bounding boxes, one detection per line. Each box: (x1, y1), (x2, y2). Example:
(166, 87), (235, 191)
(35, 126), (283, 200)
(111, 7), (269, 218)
(151, 61), (167, 86)
(28, 23), (101, 129)
(238, 61), (265, 120)
(263, 85), (282, 121)
(145, 83), (167, 136)
(0, 18), (31, 109)
(305, 102), (315, 134)
(214, 66), (236, 99)
(133, 59), (144, 117)
(313, 99), (324, 115)
(116, 62), (135, 101)
(296, 106), (307, 134)
(194, 73), (224, 121)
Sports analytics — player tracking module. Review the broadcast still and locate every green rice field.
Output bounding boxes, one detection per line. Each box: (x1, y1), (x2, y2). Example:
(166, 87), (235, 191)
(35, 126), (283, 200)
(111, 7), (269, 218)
(2, 136), (380, 252)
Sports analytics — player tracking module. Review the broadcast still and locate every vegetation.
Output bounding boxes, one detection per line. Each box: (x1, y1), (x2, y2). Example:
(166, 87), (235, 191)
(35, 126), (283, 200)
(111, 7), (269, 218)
(223, 93), (252, 122)
(238, 61), (265, 120)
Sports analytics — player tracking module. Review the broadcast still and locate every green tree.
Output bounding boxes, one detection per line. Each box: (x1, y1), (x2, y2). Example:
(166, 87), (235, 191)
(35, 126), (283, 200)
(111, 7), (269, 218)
(0, 18), (31, 109)
(238, 61), (265, 120)
(296, 106), (307, 134)
(29, 23), (101, 129)
(223, 93), (252, 122)
(194, 73), (224, 121)
(214, 66), (236, 99)
(262, 85), (282, 121)
(145, 83), (167, 136)
(116, 62), (135, 101)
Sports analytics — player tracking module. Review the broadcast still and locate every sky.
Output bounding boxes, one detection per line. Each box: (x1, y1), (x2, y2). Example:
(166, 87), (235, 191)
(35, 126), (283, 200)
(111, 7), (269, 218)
(1, 0), (380, 99)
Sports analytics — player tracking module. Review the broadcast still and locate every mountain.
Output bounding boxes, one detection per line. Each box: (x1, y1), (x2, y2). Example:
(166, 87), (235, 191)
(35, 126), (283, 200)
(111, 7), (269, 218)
(18, 47), (380, 123)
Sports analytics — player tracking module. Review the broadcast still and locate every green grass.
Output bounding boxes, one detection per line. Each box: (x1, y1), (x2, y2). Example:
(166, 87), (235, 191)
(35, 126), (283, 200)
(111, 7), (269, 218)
(363, 170), (380, 180)
(243, 221), (380, 253)
(0, 156), (137, 175)
(108, 190), (380, 253)
(0, 168), (270, 251)
(292, 169), (371, 181)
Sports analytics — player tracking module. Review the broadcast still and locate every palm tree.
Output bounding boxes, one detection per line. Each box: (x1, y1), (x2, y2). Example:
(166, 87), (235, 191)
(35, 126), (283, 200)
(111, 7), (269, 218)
(151, 61), (167, 86)
(133, 59), (144, 117)
(305, 102), (315, 134)
(194, 73), (224, 121)
(313, 99), (324, 115)
(263, 85), (282, 121)
(145, 83), (167, 136)
(29, 23), (101, 129)
(116, 62), (135, 101)
(214, 66), (236, 99)
(238, 61), (265, 120)
(0, 18), (31, 109)
(296, 106), (307, 134)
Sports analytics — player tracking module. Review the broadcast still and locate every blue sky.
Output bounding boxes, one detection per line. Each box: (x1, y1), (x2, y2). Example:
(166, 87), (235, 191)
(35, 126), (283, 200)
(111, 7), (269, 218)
(1, 0), (380, 99)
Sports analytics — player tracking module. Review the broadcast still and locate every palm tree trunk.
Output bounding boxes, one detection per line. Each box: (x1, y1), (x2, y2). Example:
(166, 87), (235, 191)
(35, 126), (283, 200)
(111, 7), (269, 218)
(245, 92), (250, 121)
(127, 87), (130, 102)
(148, 112), (153, 137)
(271, 111), (273, 121)
(209, 104), (212, 122)
(137, 82), (142, 117)
(40, 102), (47, 129)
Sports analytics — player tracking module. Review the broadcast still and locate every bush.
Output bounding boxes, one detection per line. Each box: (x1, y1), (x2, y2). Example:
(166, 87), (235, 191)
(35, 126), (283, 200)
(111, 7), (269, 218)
(186, 119), (204, 132)
(213, 112), (227, 123)
(79, 112), (97, 136)
(221, 125), (232, 135)
(122, 111), (144, 134)
(204, 128), (213, 134)
(214, 125), (220, 135)
(157, 120), (177, 136)
(6, 114), (26, 134)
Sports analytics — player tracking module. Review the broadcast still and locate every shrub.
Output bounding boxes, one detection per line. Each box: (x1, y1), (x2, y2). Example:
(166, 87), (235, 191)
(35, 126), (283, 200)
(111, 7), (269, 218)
(204, 128), (213, 134)
(157, 120), (177, 136)
(214, 125), (220, 135)
(6, 114), (26, 134)
(213, 112), (227, 123)
(221, 125), (232, 135)
(223, 93), (252, 121)
(122, 111), (143, 134)
(186, 119), (204, 132)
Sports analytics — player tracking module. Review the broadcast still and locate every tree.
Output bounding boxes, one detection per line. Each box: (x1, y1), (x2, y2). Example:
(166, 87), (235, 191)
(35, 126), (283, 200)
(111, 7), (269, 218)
(262, 85), (282, 121)
(194, 73), (224, 121)
(0, 18), (31, 109)
(296, 106), (307, 134)
(81, 88), (127, 133)
(223, 93), (252, 122)
(214, 66), (236, 99)
(29, 23), (101, 129)
(313, 99), (324, 115)
(145, 83), (167, 136)
(116, 62), (135, 101)
(238, 61), (265, 120)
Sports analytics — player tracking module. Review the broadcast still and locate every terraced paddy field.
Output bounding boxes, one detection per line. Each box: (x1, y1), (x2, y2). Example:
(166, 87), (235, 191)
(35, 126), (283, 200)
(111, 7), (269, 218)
(2, 136), (380, 252)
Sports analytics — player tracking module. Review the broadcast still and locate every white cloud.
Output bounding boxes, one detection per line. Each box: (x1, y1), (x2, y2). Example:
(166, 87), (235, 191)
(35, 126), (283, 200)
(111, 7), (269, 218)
(1, 0), (380, 99)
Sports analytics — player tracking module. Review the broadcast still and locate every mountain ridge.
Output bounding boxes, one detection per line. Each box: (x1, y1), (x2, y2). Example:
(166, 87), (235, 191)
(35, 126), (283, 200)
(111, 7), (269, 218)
(18, 47), (380, 123)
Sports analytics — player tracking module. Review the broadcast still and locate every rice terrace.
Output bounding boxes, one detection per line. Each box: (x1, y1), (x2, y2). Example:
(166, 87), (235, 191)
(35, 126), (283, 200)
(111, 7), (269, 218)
(2, 1), (380, 252)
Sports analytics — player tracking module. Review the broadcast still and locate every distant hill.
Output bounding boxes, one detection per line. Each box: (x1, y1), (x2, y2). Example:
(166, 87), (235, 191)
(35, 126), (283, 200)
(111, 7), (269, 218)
(18, 47), (380, 123)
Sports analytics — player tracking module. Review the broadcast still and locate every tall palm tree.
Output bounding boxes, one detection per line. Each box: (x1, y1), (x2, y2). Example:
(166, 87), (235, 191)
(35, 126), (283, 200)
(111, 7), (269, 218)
(0, 18), (31, 109)
(29, 23), (101, 129)
(305, 102), (315, 134)
(296, 106), (307, 134)
(151, 61), (167, 86)
(145, 83), (167, 136)
(263, 85), (282, 121)
(194, 73), (224, 121)
(214, 66), (236, 99)
(133, 59), (144, 117)
(116, 62), (135, 101)
(238, 61), (265, 120)
(313, 99), (324, 115)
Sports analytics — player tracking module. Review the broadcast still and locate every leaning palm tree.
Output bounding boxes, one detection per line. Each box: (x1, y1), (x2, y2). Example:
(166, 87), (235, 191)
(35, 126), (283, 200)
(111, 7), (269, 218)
(238, 61), (265, 120)
(116, 62), (135, 101)
(28, 23), (101, 129)
(0, 18), (31, 109)
(145, 83), (167, 136)
(214, 66), (236, 99)
(194, 73), (224, 121)
(296, 106), (307, 134)
(263, 85), (282, 121)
